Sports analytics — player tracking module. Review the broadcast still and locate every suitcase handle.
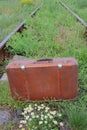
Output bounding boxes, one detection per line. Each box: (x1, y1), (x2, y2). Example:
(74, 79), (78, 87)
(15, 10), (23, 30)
(36, 58), (53, 62)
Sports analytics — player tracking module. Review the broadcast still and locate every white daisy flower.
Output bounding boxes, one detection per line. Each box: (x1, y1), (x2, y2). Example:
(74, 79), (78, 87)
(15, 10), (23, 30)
(59, 122), (64, 126)
(39, 121), (43, 125)
(19, 124), (22, 128)
(50, 111), (56, 115)
(53, 120), (58, 125)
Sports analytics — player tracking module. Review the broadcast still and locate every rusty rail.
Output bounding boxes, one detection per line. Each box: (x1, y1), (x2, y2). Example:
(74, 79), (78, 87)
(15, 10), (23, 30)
(0, 21), (25, 50)
(0, 5), (42, 51)
(0, 5), (42, 61)
(31, 4), (41, 17)
(59, 2), (87, 27)
(59, 1), (87, 37)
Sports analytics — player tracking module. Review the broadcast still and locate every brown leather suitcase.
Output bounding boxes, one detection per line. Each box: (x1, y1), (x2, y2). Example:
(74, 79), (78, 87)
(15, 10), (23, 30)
(6, 58), (78, 101)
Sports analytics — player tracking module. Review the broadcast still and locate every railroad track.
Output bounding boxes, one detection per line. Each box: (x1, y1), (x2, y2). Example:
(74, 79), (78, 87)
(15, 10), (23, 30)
(59, 2), (87, 38)
(0, 5), (42, 62)
(1, 2), (87, 62)
(0, 2), (86, 79)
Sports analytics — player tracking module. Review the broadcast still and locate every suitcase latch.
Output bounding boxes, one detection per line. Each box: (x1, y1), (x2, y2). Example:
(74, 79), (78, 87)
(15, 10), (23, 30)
(20, 65), (25, 70)
(58, 64), (62, 69)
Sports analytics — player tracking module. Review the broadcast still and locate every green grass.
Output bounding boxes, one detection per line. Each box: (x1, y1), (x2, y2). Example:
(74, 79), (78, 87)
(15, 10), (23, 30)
(0, 82), (29, 109)
(0, 0), (87, 129)
(67, 106), (87, 130)
(0, 0), (41, 42)
(62, 0), (87, 22)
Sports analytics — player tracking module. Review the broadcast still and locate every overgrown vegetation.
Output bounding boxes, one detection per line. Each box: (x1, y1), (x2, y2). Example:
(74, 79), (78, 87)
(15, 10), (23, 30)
(0, 0), (87, 129)
(62, 0), (87, 22)
(67, 106), (87, 130)
(0, 0), (40, 42)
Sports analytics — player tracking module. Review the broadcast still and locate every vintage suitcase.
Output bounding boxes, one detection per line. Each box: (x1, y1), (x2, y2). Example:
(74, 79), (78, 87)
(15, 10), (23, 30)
(6, 58), (78, 101)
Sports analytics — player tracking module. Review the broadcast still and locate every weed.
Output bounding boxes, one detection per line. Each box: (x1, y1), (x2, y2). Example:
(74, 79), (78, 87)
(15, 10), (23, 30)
(67, 106), (87, 130)
(0, 58), (9, 66)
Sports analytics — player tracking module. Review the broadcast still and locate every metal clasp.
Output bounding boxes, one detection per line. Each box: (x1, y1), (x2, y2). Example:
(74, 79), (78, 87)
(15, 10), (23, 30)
(58, 64), (62, 69)
(20, 65), (25, 70)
